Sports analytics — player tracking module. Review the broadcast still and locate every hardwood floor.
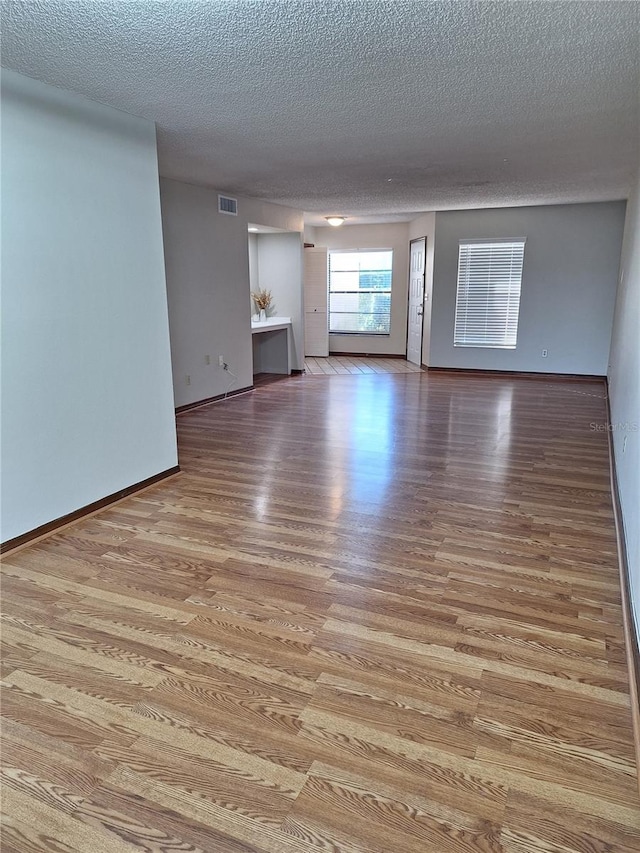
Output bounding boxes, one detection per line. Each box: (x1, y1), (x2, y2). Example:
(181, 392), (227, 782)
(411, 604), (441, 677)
(1, 372), (638, 852)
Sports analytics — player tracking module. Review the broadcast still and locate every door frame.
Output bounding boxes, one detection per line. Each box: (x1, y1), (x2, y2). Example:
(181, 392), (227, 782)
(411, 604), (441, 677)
(405, 236), (427, 365)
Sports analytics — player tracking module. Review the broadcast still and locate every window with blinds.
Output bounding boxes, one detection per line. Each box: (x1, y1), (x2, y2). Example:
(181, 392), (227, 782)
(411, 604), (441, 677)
(454, 239), (525, 348)
(329, 250), (393, 334)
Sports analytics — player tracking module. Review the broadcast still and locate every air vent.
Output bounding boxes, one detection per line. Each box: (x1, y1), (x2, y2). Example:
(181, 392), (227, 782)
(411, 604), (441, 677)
(218, 195), (238, 216)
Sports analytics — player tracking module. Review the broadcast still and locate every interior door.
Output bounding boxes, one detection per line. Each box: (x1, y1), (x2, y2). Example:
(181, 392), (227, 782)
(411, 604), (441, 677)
(406, 237), (426, 365)
(304, 247), (329, 357)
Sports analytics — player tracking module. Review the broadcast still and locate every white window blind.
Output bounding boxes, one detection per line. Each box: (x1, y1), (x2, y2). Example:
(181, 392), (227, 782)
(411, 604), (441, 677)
(454, 240), (525, 349)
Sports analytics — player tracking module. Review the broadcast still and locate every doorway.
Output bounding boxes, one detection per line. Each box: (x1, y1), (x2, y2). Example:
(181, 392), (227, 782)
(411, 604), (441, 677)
(406, 237), (426, 366)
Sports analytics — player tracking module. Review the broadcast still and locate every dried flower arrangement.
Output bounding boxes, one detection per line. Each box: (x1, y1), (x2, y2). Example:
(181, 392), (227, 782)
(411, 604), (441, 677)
(251, 289), (272, 311)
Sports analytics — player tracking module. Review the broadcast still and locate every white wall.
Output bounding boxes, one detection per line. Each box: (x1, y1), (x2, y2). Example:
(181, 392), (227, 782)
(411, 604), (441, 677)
(608, 168), (640, 646)
(161, 179), (254, 406)
(409, 212), (436, 365)
(314, 223), (410, 355)
(248, 232), (259, 298)
(244, 198), (302, 235)
(255, 233), (304, 371)
(161, 179), (303, 407)
(430, 202), (626, 375)
(1, 70), (177, 543)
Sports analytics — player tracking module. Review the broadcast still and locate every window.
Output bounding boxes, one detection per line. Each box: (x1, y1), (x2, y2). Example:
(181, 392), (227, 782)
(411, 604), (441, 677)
(329, 250), (393, 334)
(454, 240), (525, 348)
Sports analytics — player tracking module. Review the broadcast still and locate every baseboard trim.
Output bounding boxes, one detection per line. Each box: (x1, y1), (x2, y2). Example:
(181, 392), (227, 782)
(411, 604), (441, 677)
(0, 466), (181, 555)
(328, 352), (407, 359)
(604, 384), (640, 797)
(426, 367), (606, 382)
(291, 369), (305, 375)
(175, 385), (254, 415)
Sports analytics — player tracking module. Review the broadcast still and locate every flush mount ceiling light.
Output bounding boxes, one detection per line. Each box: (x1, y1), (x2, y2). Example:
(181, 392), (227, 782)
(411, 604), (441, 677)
(325, 216), (346, 227)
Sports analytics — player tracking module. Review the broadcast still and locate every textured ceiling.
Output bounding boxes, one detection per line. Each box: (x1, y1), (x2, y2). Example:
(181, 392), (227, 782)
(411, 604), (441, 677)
(2, 1), (639, 224)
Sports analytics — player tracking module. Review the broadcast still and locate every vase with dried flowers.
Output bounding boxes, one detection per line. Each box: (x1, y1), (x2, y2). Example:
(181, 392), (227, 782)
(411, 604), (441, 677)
(251, 288), (272, 322)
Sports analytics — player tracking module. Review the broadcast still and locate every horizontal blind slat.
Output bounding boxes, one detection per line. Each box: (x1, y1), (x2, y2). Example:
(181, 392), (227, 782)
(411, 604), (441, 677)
(454, 240), (525, 348)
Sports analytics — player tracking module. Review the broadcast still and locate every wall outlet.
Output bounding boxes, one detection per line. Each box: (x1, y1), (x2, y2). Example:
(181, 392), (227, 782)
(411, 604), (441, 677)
(218, 355), (225, 367)
(205, 354), (211, 365)
(186, 374), (191, 386)
(541, 349), (548, 358)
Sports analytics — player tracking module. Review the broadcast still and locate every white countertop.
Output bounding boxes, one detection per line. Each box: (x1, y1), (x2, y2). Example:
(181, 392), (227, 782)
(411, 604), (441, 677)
(251, 316), (292, 334)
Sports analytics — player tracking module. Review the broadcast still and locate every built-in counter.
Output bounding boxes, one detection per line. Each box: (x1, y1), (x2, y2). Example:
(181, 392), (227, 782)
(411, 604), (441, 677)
(251, 316), (292, 375)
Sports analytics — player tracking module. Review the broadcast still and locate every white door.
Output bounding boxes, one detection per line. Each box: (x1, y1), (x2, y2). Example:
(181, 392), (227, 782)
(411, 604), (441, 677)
(304, 247), (329, 357)
(406, 237), (426, 365)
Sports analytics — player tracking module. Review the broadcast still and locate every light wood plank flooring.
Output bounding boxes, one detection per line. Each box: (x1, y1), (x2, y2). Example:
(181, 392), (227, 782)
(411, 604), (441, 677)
(304, 355), (422, 374)
(1, 372), (639, 852)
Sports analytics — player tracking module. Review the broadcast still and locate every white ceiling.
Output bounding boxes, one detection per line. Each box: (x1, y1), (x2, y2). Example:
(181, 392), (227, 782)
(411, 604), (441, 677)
(2, 1), (638, 225)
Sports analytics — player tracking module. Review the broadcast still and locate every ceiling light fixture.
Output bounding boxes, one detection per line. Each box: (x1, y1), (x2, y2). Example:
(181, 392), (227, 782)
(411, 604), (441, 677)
(325, 216), (346, 227)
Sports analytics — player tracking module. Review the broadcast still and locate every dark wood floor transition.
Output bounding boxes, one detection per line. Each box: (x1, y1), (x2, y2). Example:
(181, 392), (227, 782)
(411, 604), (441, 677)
(1, 372), (639, 852)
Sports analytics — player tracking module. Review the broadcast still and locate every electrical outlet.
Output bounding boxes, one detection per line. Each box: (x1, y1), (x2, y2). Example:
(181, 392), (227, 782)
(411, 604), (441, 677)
(186, 374), (191, 386)
(541, 349), (548, 358)
(205, 354), (211, 365)
(218, 355), (225, 367)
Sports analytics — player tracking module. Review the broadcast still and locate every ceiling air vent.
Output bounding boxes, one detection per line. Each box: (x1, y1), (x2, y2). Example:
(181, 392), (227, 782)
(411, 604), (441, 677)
(218, 194), (238, 216)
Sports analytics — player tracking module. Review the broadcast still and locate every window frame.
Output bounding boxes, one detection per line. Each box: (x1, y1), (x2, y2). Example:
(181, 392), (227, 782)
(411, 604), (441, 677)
(328, 248), (393, 336)
(453, 238), (526, 350)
